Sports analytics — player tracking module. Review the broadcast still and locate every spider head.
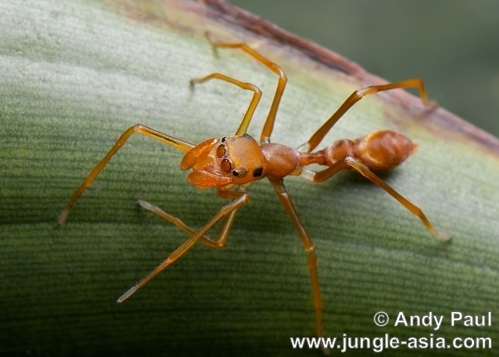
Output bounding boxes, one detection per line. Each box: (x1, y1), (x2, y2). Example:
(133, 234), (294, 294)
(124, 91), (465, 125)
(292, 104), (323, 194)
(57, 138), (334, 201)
(180, 134), (267, 189)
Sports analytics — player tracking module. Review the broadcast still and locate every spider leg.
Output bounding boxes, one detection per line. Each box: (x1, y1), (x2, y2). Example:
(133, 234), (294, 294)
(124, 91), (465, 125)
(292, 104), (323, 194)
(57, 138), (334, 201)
(205, 32), (287, 144)
(299, 79), (431, 153)
(190, 73), (262, 136)
(58, 124), (194, 225)
(301, 157), (450, 241)
(117, 191), (250, 303)
(268, 178), (328, 355)
(137, 188), (245, 248)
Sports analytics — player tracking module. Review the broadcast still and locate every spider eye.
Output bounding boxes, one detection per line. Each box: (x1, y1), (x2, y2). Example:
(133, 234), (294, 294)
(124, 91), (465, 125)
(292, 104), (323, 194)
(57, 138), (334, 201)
(233, 167), (248, 178)
(221, 159), (231, 173)
(216, 145), (226, 158)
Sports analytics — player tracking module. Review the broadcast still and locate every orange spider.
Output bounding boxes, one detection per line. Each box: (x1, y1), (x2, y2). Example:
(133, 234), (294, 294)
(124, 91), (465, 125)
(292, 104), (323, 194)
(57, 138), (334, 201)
(59, 33), (450, 354)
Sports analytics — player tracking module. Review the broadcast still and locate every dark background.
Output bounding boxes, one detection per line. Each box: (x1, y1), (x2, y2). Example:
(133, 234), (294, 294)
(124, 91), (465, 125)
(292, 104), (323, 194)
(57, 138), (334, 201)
(230, 0), (499, 137)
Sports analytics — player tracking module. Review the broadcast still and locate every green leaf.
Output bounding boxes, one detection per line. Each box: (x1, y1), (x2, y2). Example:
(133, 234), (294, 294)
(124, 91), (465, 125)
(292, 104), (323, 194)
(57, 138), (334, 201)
(1, 0), (498, 356)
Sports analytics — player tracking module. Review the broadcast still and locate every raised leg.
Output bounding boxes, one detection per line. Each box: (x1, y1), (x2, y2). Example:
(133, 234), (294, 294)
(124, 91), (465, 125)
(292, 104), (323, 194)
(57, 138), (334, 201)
(190, 73), (262, 136)
(299, 79), (430, 153)
(205, 32), (287, 144)
(117, 191), (250, 303)
(268, 178), (328, 355)
(58, 124), (194, 225)
(137, 188), (245, 248)
(301, 157), (450, 241)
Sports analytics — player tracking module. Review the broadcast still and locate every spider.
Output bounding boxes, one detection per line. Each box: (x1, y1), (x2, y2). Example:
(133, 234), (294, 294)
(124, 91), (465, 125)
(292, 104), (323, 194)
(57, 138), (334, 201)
(58, 33), (450, 354)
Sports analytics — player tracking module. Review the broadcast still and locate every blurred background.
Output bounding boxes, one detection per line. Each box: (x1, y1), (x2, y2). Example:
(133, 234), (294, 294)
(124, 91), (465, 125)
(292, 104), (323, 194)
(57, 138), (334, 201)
(229, 0), (499, 137)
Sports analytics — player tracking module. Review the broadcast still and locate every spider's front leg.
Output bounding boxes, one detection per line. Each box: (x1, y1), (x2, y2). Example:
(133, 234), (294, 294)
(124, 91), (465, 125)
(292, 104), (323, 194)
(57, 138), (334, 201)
(203, 33), (288, 144)
(137, 188), (247, 248)
(117, 189), (250, 303)
(58, 124), (194, 225)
